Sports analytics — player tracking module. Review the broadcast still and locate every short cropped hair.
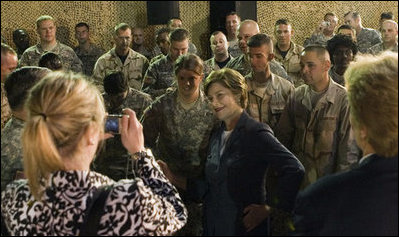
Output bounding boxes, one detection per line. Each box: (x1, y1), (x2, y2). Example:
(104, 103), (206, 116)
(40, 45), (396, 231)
(344, 52), (398, 157)
(275, 19), (292, 27)
(344, 11), (360, 19)
(324, 12), (338, 21)
(103, 71), (128, 95)
(247, 33), (274, 53)
(75, 22), (89, 30)
(174, 53), (204, 76)
(38, 52), (63, 71)
(169, 28), (189, 42)
(114, 23), (131, 35)
(226, 11), (241, 21)
(326, 34), (358, 62)
(36, 15), (54, 28)
(204, 68), (248, 109)
(4, 66), (51, 111)
(302, 45), (331, 62)
(380, 12), (394, 20)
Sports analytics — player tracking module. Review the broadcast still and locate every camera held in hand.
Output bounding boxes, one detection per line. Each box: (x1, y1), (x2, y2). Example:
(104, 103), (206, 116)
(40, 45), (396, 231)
(105, 114), (124, 134)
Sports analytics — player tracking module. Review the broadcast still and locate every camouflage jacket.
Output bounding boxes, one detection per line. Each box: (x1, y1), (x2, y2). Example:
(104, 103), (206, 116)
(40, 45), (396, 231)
(245, 72), (295, 130)
(142, 55), (176, 98)
(1, 117), (24, 192)
(225, 54), (291, 82)
(367, 42), (398, 55)
(142, 88), (216, 179)
(303, 33), (334, 48)
(275, 79), (356, 189)
(274, 42), (304, 87)
(357, 27), (382, 53)
(328, 68), (345, 86)
(204, 55), (234, 78)
(74, 43), (105, 76)
(19, 41), (83, 72)
(1, 84), (11, 130)
(93, 88), (152, 181)
(228, 39), (242, 58)
(92, 48), (149, 91)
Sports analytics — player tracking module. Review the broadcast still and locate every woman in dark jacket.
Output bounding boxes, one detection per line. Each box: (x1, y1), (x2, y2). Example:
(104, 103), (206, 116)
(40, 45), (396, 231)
(159, 68), (304, 236)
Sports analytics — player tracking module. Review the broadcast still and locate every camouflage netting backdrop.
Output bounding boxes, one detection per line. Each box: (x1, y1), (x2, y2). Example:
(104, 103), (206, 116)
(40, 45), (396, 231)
(1, 1), (397, 59)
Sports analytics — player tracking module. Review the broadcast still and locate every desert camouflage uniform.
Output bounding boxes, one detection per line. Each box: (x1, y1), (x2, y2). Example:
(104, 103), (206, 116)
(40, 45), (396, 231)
(275, 78), (357, 189)
(303, 33), (334, 48)
(1, 117), (24, 192)
(228, 39), (242, 58)
(93, 88), (152, 181)
(274, 42), (304, 87)
(356, 27), (382, 53)
(1, 84), (11, 129)
(245, 72), (294, 130)
(92, 48), (149, 92)
(74, 43), (105, 76)
(142, 88), (216, 236)
(367, 42), (398, 55)
(142, 55), (176, 98)
(225, 54), (291, 82)
(19, 41), (83, 72)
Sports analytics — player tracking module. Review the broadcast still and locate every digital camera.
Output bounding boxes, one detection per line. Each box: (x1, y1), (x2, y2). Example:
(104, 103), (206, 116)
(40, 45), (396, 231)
(105, 114), (123, 134)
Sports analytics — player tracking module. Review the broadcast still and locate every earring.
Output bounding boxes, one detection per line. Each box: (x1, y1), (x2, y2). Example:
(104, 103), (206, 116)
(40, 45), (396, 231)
(89, 138), (95, 145)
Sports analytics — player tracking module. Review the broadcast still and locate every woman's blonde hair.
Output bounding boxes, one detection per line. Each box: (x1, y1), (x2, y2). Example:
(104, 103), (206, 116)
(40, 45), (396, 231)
(23, 71), (105, 200)
(344, 51), (398, 157)
(204, 68), (248, 108)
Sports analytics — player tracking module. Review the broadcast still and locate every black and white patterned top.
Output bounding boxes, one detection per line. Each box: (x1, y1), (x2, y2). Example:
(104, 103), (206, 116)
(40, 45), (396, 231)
(1, 152), (187, 236)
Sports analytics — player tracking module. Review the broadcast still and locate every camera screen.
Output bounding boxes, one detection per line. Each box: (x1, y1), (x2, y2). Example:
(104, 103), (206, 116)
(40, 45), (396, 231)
(105, 115), (121, 134)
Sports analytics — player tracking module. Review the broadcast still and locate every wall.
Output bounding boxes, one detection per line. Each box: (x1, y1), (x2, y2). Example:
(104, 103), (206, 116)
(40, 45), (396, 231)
(1, 1), (397, 60)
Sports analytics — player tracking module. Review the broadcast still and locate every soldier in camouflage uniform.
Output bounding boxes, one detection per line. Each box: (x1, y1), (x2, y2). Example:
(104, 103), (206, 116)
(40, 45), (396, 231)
(1, 43), (18, 129)
(225, 20), (291, 82)
(204, 31), (234, 78)
(274, 19), (305, 87)
(326, 34), (358, 86)
(132, 27), (152, 60)
(92, 23), (149, 92)
(167, 17), (198, 55)
(344, 11), (382, 53)
(225, 12), (242, 58)
(1, 66), (50, 191)
(303, 13), (338, 48)
(19, 15), (82, 73)
(368, 20), (398, 55)
(74, 22), (105, 76)
(275, 46), (357, 189)
(150, 28), (171, 64)
(142, 54), (216, 236)
(93, 71), (152, 181)
(142, 28), (190, 98)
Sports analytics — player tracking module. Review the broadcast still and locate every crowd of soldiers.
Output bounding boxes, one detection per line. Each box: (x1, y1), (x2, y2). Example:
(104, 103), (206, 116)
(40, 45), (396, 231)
(1, 9), (398, 236)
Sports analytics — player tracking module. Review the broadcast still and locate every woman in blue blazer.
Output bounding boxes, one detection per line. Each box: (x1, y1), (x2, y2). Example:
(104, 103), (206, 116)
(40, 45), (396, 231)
(159, 68), (304, 236)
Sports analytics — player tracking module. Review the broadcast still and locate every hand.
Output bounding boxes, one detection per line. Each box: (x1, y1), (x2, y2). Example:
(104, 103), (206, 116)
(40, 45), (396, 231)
(120, 108), (145, 154)
(243, 204), (271, 232)
(102, 132), (114, 140)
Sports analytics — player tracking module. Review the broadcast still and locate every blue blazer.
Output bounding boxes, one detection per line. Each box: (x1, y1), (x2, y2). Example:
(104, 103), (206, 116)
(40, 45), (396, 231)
(293, 154), (398, 236)
(188, 111), (304, 236)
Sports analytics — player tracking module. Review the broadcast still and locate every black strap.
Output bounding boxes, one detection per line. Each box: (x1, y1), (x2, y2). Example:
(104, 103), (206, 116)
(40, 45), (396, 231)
(80, 186), (112, 236)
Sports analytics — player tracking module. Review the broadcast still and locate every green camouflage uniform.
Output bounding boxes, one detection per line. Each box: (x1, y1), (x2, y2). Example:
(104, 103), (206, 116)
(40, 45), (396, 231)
(93, 88), (152, 181)
(356, 27), (382, 53)
(142, 55), (176, 98)
(203, 55), (234, 78)
(303, 33), (334, 48)
(1, 117), (24, 192)
(225, 54), (291, 83)
(1, 84), (11, 129)
(275, 79), (357, 189)
(74, 43), (105, 76)
(227, 39), (242, 58)
(328, 68), (345, 86)
(142, 88), (216, 236)
(274, 42), (304, 87)
(367, 42), (398, 55)
(19, 41), (83, 72)
(92, 48), (149, 92)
